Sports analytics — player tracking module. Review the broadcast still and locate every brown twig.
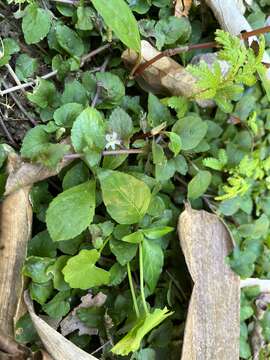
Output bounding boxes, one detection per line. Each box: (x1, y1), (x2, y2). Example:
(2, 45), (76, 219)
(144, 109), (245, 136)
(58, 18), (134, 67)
(64, 149), (145, 161)
(1, 44), (111, 97)
(2, 80), (37, 125)
(134, 25), (270, 77)
(91, 57), (110, 107)
(0, 110), (17, 147)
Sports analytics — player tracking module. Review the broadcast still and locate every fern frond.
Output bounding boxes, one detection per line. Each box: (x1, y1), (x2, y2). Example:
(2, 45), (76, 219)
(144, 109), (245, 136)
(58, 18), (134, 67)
(218, 149), (228, 166)
(203, 157), (223, 171)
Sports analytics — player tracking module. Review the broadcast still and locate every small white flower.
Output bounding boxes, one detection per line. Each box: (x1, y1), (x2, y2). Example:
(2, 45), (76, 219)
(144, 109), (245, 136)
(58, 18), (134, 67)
(105, 132), (121, 150)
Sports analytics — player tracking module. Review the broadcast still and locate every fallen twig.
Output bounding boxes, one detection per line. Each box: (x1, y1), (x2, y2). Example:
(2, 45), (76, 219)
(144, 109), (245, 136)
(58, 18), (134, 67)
(0, 109), (17, 147)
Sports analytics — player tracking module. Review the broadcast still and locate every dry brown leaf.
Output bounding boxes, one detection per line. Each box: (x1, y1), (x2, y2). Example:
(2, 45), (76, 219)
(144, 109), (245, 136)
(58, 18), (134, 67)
(0, 331), (31, 359)
(122, 40), (198, 98)
(178, 205), (240, 360)
(5, 139), (73, 196)
(24, 291), (98, 360)
(0, 154), (32, 337)
(174, 0), (192, 17)
(60, 292), (107, 337)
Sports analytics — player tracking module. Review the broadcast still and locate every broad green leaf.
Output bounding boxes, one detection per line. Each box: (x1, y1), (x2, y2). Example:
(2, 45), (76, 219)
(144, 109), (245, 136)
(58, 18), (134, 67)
(109, 263), (127, 286)
(56, 24), (84, 58)
(148, 93), (172, 127)
(15, 314), (38, 345)
(122, 231), (144, 243)
(61, 80), (88, 105)
(108, 107), (134, 140)
(167, 132), (182, 156)
(47, 255), (70, 291)
(188, 170), (212, 199)
(27, 79), (58, 109)
(95, 72), (125, 109)
(91, 0), (141, 52)
(27, 230), (57, 258)
(62, 249), (110, 289)
(29, 280), (54, 305)
(98, 170), (151, 224)
(111, 307), (173, 355)
(71, 107), (105, 167)
(62, 162), (89, 190)
(42, 290), (71, 319)
(172, 114), (208, 150)
(76, 6), (94, 31)
(15, 54), (38, 81)
(152, 142), (166, 166)
(110, 238), (137, 266)
(46, 181), (96, 241)
(23, 257), (55, 283)
(142, 238), (164, 293)
(22, 4), (51, 44)
(54, 103), (84, 128)
(155, 16), (191, 50)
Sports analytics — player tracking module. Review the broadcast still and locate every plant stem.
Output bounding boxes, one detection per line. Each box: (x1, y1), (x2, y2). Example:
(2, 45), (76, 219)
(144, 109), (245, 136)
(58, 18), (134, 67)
(139, 242), (149, 315)
(127, 262), (140, 318)
(99, 236), (111, 254)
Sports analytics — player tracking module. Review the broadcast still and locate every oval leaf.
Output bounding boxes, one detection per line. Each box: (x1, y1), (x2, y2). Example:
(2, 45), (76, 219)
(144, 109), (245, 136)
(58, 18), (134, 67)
(91, 0), (141, 53)
(98, 170), (151, 224)
(46, 180), (96, 241)
(188, 170), (212, 200)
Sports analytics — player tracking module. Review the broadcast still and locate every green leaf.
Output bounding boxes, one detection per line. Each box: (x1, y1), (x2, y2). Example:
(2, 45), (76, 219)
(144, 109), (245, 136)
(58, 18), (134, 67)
(54, 103), (84, 128)
(152, 142), (166, 166)
(71, 107), (106, 167)
(167, 132), (182, 156)
(62, 249), (110, 289)
(27, 79), (58, 109)
(96, 72), (125, 109)
(172, 114), (208, 151)
(22, 4), (51, 44)
(28, 230), (57, 258)
(23, 256), (55, 283)
(109, 263), (127, 286)
(20, 125), (69, 168)
(142, 226), (173, 239)
(61, 80), (88, 105)
(15, 313), (38, 345)
(110, 237), (137, 266)
(76, 6), (94, 31)
(91, 0), (141, 52)
(122, 231), (144, 243)
(29, 280), (54, 305)
(0, 38), (20, 67)
(15, 54), (38, 81)
(98, 170), (151, 224)
(155, 16), (191, 50)
(62, 162), (89, 190)
(188, 170), (212, 199)
(148, 93), (172, 127)
(46, 180), (96, 241)
(56, 24), (84, 58)
(142, 238), (164, 293)
(111, 307), (173, 355)
(47, 255), (70, 291)
(108, 107), (133, 140)
(43, 290), (71, 319)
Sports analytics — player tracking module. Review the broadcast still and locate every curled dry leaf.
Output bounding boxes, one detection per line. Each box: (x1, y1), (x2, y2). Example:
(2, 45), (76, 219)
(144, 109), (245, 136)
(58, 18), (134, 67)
(122, 40), (198, 98)
(60, 292), (107, 337)
(24, 291), (98, 360)
(5, 138), (73, 196)
(0, 331), (31, 359)
(0, 153), (32, 337)
(250, 293), (270, 360)
(178, 205), (240, 360)
(174, 0), (192, 18)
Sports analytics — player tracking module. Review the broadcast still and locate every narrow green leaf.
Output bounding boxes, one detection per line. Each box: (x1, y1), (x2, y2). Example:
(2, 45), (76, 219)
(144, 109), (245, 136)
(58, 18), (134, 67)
(91, 0), (141, 52)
